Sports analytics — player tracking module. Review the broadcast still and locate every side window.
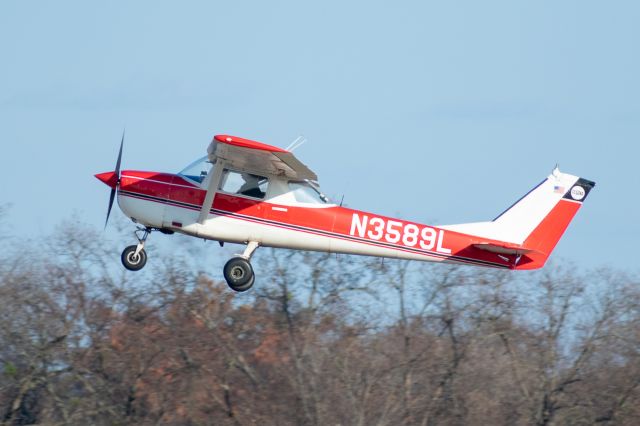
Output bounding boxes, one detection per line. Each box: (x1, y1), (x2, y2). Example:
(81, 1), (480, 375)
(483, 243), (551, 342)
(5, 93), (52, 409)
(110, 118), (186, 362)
(219, 169), (268, 199)
(288, 181), (329, 204)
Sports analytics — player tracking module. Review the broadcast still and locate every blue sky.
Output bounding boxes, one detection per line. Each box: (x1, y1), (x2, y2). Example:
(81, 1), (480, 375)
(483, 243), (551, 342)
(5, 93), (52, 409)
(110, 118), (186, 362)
(0, 1), (638, 270)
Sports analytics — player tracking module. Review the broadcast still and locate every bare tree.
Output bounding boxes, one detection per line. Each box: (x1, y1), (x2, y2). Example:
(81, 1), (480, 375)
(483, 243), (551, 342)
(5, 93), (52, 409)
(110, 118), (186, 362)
(1, 216), (640, 425)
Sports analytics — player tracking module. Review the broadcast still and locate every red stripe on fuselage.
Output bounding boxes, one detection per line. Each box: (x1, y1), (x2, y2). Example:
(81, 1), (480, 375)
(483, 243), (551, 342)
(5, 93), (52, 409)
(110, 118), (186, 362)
(119, 171), (516, 269)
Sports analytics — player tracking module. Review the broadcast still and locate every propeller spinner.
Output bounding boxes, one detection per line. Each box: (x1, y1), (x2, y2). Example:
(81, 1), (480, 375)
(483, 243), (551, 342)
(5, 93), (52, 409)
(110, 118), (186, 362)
(95, 131), (125, 229)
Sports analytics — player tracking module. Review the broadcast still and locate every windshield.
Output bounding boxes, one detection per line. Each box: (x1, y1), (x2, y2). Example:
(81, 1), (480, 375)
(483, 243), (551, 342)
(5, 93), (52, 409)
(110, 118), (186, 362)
(288, 181), (330, 204)
(178, 156), (212, 183)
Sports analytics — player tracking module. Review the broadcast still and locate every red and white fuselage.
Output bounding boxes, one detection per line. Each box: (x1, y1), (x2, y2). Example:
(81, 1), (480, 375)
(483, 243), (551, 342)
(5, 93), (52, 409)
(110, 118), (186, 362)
(96, 135), (595, 271)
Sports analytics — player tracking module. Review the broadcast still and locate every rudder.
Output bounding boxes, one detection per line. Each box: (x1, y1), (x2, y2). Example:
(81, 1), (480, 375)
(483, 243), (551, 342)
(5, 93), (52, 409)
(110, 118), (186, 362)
(514, 176), (595, 269)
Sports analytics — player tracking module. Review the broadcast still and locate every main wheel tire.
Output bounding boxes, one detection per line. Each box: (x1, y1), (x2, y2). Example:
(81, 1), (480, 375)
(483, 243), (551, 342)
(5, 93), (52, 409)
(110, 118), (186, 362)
(232, 274), (255, 292)
(223, 257), (255, 292)
(121, 245), (147, 271)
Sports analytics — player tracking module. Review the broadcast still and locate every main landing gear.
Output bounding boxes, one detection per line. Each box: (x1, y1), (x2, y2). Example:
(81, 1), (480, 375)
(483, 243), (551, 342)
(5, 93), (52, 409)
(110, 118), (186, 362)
(120, 229), (258, 292)
(121, 227), (151, 271)
(223, 241), (259, 292)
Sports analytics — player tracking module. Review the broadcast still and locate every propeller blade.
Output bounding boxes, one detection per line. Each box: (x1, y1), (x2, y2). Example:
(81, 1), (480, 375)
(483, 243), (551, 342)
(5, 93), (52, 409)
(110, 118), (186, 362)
(104, 130), (124, 229)
(105, 188), (116, 229)
(115, 130), (124, 177)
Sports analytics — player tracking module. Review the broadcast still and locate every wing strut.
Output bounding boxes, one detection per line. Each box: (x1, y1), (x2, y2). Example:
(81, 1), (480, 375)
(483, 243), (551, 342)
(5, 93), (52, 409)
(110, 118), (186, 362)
(197, 162), (225, 224)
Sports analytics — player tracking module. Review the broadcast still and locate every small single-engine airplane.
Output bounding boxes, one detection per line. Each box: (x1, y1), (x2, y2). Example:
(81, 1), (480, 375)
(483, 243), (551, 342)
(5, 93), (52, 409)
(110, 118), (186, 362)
(95, 134), (595, 292)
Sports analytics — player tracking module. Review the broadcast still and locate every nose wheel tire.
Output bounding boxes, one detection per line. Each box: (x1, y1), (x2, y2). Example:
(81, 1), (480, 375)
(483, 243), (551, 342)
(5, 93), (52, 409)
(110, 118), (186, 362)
(121, 245), (147, 271)
(223, 257), (255, 292)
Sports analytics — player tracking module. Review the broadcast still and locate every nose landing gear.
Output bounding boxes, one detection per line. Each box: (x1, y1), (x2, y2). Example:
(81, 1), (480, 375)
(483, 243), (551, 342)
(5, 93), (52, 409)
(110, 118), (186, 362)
(224, 241), (259, 292)
(121, 227), (151, 271)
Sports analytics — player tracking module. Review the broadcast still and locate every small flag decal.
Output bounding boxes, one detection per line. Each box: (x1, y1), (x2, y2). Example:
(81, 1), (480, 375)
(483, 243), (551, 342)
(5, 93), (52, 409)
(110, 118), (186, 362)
(554, 185), (565, 194)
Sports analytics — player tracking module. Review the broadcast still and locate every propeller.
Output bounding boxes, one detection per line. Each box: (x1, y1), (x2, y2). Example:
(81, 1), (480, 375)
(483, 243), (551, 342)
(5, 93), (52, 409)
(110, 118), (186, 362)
(103, 131), (124, 229)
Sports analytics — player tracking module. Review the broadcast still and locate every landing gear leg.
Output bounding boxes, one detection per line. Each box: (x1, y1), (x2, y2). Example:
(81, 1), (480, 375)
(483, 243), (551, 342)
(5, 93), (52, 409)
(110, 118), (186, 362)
(121, 227), (151, 271)
(224, 242), (259, 292)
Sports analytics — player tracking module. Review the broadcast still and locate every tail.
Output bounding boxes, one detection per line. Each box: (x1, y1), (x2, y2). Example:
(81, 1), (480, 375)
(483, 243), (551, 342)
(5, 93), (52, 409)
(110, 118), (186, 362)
(441, 167), (595, 269)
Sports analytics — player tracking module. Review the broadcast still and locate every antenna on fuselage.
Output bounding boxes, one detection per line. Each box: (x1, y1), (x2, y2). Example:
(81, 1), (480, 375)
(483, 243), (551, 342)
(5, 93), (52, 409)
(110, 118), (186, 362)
(286, 135), (307, 151)
(339, 181), (350, 207)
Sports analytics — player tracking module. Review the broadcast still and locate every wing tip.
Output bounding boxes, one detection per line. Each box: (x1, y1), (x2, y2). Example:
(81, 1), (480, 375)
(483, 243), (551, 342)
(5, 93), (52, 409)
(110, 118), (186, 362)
(213, 134), (289, 153)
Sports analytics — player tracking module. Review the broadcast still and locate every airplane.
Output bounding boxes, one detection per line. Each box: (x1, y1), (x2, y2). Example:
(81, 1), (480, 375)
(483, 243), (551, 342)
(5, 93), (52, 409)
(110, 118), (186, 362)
(95, 133), (595, 292)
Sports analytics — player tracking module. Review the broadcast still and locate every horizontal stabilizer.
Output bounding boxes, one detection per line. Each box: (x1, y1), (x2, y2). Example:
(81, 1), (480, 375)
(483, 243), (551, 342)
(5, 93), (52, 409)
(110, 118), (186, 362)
(472, 242), (540, 256)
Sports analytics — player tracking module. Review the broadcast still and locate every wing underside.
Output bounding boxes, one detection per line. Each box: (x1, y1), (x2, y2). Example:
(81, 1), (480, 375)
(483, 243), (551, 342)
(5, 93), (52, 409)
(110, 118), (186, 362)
(207, 135), (317, 181)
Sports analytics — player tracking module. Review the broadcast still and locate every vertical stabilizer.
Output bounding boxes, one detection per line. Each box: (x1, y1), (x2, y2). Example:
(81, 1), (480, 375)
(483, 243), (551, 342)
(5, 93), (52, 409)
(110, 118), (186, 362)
(440, 168), (595, 269)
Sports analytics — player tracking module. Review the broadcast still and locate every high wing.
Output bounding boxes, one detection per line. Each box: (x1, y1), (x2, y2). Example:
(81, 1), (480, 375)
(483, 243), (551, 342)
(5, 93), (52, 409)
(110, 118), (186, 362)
(207, 134), (317, 181)
(197, 134), (317, 224)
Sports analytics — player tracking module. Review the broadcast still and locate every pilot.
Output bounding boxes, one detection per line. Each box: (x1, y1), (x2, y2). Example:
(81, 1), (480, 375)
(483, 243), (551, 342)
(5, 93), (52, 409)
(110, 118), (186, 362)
(238, 174), (265, 198)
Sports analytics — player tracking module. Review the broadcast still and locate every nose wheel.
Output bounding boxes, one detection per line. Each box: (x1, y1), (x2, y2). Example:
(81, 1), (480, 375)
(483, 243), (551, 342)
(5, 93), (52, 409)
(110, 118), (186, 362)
(121, 227), (151, 271)
(224, 241), (259, 292)
(121, 245), (147, 271)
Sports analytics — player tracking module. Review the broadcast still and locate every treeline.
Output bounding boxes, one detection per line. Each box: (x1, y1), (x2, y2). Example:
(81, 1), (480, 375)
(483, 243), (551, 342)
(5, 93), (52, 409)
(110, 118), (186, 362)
(0, 216), (639, 425)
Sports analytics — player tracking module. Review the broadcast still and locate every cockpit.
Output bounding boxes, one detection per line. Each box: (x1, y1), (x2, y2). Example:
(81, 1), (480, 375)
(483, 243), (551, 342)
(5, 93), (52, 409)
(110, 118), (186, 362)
(178, 156), (331, 205)
(219, 170), (269, 199)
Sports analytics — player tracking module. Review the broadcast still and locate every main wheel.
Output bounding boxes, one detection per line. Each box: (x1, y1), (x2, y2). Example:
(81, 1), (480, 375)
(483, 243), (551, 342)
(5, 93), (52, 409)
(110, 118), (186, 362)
(121, 245), (147, 271)
(223, 257), (255, 292)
